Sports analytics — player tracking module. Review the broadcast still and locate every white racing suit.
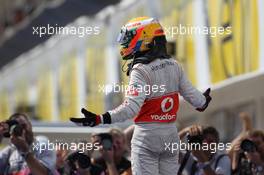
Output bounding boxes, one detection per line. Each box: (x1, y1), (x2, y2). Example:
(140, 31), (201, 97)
(108, 58), (206, 175)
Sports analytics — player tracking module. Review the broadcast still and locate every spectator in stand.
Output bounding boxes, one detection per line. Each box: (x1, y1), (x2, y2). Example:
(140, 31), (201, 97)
(178, 125), (231, 175)
(228, 112), (264, 174)
(0, 113), (57, 175)
(91, 128), (132, 175)
(55, 144), (69, 175)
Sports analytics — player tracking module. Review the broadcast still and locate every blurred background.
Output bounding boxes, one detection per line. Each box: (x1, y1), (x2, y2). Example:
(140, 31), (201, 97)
(0, 0), (263, 142)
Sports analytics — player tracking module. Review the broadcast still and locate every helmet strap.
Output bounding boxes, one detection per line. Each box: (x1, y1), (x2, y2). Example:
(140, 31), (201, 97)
(126, 55), (136, 76)
(121, 56), (136, 76)
(121, 59), (128, 74)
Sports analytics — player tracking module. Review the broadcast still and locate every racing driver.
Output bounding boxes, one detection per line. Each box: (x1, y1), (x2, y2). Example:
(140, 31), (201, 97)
(70, 17), (212, 175)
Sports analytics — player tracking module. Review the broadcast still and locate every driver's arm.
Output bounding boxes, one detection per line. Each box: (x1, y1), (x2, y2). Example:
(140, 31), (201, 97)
(109, 64), (148, 123)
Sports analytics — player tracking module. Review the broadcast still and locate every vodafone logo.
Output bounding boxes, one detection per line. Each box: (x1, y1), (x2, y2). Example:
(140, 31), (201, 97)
(161, 97), (174, 113)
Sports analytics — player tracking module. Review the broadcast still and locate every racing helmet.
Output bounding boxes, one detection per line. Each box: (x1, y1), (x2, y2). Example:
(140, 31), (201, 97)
(117, 17), (166, 60)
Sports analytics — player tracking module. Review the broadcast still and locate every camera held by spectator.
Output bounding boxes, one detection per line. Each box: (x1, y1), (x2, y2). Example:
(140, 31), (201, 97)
(61, 143), (104, 175)
(2, 119), (24, 138)
(233, 138), (264, 175)
(91, 128), (132, 175)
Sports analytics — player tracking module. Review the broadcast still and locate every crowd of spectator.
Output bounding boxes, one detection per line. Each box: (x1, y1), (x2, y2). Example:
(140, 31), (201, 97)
(0, 112), (264, 175)
(0, 0), (41, 37)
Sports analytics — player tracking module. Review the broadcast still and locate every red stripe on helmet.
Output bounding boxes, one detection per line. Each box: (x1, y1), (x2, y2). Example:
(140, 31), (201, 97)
(128, 27), (144, 51)
(154, 29), (164, 35)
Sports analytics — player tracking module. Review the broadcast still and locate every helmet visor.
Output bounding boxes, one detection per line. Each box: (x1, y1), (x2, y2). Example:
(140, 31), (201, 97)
(117, 27), (136, 48)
